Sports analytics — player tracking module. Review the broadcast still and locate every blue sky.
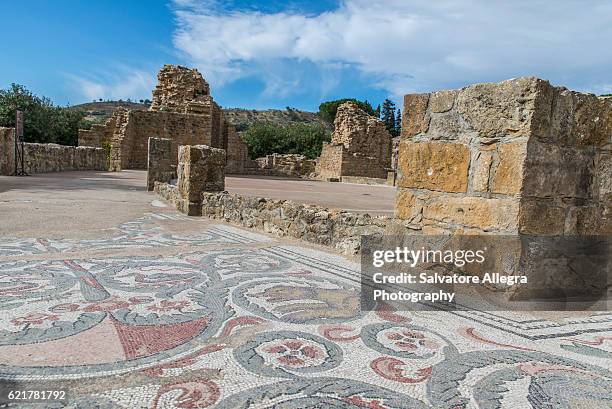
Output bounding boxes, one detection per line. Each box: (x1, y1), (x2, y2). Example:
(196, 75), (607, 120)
(1, 0), (610, 111)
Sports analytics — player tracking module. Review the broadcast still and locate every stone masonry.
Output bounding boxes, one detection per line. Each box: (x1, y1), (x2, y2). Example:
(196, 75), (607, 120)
(317, 102), (392, 180)
(0, 127), (15, 175)
(146, 138), (176, 191)
(176, 145), (226, 216)
(250, 154), (316, 178)
(154, 182), (388, 254)
(149, 65), (210, 114)
(1, 127), (107, 175)
(396, 76), (611, 237)
(79, 65), (248, 175)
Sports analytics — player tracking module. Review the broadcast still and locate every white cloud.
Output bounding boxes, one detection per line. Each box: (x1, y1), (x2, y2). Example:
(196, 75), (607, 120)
(67, 66), (156, 102)
(171, 0), (612, 99)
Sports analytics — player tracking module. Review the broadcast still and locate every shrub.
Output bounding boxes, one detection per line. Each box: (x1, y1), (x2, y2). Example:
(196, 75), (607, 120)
(0, 84), (84, 146)
(242, 122), (331, 159)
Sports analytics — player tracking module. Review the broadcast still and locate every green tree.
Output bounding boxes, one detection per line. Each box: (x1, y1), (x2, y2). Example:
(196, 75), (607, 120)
(395, 108), (402, 136)
(242, 122), (331, 159)
(381, 98), (399, 137)
(0, 83), (84, 145)
(318, 98), (376, 124)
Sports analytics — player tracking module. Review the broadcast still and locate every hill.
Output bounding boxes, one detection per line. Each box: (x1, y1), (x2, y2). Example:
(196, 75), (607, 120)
(70, 101), (328, 130)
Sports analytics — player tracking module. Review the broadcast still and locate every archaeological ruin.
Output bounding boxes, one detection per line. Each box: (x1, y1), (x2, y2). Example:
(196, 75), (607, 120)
(78, 65), (248, 175)
(316, 101), (392, 182)
(0, 127), (107, 175)
(396, 76), (611, 237)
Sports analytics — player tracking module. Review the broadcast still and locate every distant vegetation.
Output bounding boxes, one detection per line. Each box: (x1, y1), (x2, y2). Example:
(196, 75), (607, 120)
(242, 122), (331, 159)
(318, 98), (377, 124)
(317, 97), (401, 137)
(0, 84), (85, 146)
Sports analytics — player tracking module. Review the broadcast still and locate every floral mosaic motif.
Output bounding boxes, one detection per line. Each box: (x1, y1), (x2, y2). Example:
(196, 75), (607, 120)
(361, 323), (454, 361)
(152, 379), (220, 409)
(0, 215), (268, 257)
(180, 248), (291, 279)
(234, 331), (343, 378)
(213, 377), (429, 409)
(231, 276), (361, 324)
(427, 349), (612, 408)
(257, 338), (328, 368)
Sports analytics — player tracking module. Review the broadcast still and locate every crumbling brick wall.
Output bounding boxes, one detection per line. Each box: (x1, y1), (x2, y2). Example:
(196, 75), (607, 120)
(396, 76), (611, 236)
(316, 102), (391, 180)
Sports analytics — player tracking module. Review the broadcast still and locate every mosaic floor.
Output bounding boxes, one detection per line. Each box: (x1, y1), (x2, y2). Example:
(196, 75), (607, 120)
(0, 213), (610, 408)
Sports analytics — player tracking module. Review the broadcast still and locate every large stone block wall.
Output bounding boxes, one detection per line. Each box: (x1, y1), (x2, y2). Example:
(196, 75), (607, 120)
(109, 110), (213, 171)
(147, 137), (176, 191)
(317, 102), (392, 180)
(0, 127), (15, 175)
(396, 77), (611, 236)
(1, 127), (106, 175)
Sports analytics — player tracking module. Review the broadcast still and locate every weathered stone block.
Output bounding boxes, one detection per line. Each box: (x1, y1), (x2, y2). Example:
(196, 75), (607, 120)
(147, 137), (176, 191)
(429, 90), (456, 113)
(522, 142), (594, 199)
(518, 200), (566, 235)
(395, 189), (418, 221)
(397, 141), (470, 192)
(423, 196), (520, 232)
(471, 150), (493, 192)
(597, 153), (612, 201)
(177, 145), (226, 203)
(456, 77), (549, 138)
(402, 93), (430, 138)
(491, 142), (527, 195)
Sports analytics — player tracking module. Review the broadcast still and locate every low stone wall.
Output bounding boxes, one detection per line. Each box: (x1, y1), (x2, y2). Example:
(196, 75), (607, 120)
(154, 180), (388, 254)
(22, 143), (107, 174)
(0, 128), (107, 175)
(244, 153), (316, 178)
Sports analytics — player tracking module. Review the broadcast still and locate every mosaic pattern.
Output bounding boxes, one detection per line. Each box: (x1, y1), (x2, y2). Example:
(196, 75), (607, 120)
(0, 214), (610, 408)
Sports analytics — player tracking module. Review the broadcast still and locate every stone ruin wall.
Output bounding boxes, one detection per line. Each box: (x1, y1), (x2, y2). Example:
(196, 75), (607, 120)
(108, 109), (215, 171)
(317, 102), (392, 181)
(78, 119), (115, 148)
(77, 65), (249, 175)
(149, 65), (211, 114)
(396, 76), (611, 236)
(246, 154), (316, 178)
(146, 138), (176, 191)
(0, 127), (107, 175)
